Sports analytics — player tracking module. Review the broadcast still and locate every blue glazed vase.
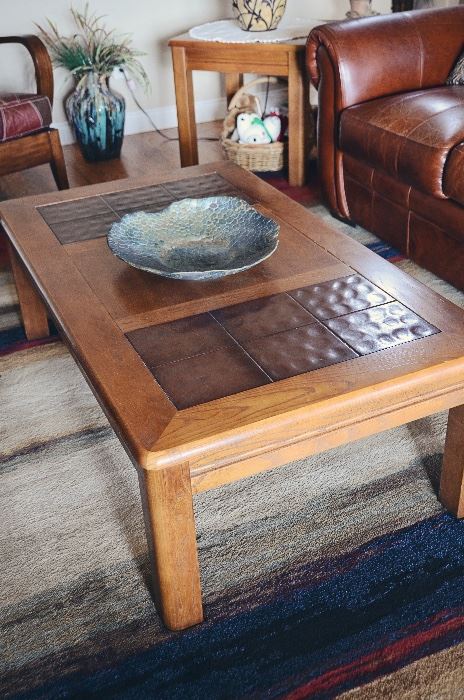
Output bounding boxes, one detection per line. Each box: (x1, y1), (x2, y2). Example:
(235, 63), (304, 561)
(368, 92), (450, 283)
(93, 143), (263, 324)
(66, 72), (125, 162)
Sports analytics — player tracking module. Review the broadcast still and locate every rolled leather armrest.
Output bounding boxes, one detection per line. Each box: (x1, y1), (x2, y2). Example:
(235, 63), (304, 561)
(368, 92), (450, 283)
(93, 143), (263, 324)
(307, 7), (464, 110)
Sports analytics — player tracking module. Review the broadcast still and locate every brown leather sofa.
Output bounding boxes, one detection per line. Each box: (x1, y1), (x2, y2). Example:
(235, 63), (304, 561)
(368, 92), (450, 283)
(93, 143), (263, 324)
(307, 7), (464, 290)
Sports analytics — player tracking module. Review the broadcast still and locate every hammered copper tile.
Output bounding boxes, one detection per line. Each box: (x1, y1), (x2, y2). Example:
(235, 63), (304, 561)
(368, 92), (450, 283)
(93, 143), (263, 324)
(212, 293), (316, 342)
(162, 174), (243, 199)
(324, 301), (440, 355)
(50, 211), (119, 245)
(38, 196), (113, 225)
(152, 345), (270, 409)
(126, 314), (233, 367)
(243, 323), (358, 380)
(289, 274), (393, 320)
(102, 185), (174, 213)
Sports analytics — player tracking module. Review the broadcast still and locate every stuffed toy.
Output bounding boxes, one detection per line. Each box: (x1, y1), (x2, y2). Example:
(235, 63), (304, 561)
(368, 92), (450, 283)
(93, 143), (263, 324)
(228, 91), (262, 116)
(234, 111), (283, 145)
(236, 112), (271, 144)
(262, 114), (281, 142)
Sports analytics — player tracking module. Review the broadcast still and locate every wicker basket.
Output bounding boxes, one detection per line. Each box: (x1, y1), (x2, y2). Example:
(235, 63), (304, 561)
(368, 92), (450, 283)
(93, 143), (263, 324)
(221, 77), (287, 173)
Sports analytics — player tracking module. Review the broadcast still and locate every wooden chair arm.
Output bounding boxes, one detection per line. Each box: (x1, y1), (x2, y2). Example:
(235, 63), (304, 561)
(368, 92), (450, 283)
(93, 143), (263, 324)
(0, 35), (53, 103)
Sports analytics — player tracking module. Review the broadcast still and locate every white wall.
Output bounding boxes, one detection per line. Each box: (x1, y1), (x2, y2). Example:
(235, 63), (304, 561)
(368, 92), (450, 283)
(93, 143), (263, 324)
(0, 0), (391, 142)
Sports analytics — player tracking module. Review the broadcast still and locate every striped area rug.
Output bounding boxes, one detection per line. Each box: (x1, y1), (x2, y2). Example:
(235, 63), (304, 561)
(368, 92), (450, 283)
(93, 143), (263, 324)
(2, 193), (464, 699)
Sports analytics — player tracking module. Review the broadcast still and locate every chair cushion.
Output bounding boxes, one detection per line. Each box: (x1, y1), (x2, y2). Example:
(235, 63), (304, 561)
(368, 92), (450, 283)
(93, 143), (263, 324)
(444, 142), (464, 206)
(0, 93), (52, 143)
(339, 86), (464, 198)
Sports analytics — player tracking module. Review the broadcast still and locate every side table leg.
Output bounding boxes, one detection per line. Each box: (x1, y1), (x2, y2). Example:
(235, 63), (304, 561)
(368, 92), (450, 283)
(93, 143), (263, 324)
(138, 462), (204, 630)
(225, 73), (243, 105)
(171, 46), (199, 167)
(439, 405), (464, 518)
(8, 243), (49, 340)
(287, 53), (306, 187)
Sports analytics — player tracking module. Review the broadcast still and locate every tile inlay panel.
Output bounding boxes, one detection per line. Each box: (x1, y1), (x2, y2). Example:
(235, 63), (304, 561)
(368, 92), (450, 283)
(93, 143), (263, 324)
(37, 173), (247, 246)
(211, 293), (316, 342)
(325, 301), (439, 354)
(126, 275), (441, 408)
(288, 274), (393, 320)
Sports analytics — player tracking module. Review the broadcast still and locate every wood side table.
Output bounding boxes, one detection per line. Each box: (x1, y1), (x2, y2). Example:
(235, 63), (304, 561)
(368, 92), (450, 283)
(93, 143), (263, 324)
(169, 33), (310, 186)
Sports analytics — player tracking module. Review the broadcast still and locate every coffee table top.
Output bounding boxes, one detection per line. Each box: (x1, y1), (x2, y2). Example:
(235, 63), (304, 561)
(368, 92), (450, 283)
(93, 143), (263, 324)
(3, 162), (464, 487)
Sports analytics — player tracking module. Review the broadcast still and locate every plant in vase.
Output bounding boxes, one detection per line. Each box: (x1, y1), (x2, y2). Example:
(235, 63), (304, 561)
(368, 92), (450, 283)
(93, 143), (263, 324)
(36, 5), (148, 161)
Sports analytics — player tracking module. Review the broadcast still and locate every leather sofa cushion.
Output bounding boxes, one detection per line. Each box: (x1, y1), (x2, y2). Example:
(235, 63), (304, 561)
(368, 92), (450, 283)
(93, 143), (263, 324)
(444, 142), (464, 206)
(339, 86), (464, 199)
(0, 93), (52, 142)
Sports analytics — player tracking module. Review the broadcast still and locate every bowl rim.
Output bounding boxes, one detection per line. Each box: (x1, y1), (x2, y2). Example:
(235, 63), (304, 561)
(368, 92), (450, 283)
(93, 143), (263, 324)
(106, 195), (280, 279)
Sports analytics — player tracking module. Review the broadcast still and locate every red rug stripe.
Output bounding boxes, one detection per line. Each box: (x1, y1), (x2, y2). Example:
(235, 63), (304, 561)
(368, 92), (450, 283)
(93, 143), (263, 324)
(282, 612), (464, 700)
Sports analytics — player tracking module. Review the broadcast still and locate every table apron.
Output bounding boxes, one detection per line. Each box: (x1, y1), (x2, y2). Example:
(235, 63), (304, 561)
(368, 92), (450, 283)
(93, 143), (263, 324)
(185, 59), (290, 76)
(187, 384), (464, 493)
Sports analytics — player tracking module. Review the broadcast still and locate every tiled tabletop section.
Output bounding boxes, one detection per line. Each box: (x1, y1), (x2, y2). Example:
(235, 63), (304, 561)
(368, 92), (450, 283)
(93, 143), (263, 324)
(37, 173), (247, 245)
(126, 274), (440, 409)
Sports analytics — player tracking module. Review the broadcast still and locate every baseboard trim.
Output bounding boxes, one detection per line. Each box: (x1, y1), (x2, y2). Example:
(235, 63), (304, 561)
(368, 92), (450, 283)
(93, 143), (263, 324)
(54, 87), (287, 145)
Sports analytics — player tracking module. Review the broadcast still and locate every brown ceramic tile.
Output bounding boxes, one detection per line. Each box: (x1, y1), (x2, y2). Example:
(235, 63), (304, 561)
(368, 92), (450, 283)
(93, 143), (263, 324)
(50, 211), (119, 245)
(116, 201), (176, 217)
(38, 196), (114, 225)
(162, 173), (244, 199)
(212, 293), (316, 342)
(324, 301), (440, 355)
(243, 323), (358, 380)
(152, 345), (270, 409)
(126, 314), (233, 367)
(289, 274), (393, 320)
(102, 185), (174, 213)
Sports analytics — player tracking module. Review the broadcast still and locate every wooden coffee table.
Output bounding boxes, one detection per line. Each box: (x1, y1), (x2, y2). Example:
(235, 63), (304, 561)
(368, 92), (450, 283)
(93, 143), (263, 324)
(3, 161), (464, 631)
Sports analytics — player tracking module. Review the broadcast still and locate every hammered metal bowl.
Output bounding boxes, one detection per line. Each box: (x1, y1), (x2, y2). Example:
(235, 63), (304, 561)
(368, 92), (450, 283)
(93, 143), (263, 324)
(107, 196), (279, 281)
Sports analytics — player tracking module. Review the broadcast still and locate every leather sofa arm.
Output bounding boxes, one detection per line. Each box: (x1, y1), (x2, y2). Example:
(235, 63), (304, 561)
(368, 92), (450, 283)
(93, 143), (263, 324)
(0, 35), (54, 103)
(307, 6), (464, 110)
(306, 6), (464, 221)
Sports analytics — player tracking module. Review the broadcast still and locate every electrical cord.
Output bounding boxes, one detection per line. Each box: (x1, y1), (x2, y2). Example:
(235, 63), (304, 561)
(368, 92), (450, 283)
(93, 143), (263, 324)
(120, 69), (217, 142)
(261, 76), (270, 118)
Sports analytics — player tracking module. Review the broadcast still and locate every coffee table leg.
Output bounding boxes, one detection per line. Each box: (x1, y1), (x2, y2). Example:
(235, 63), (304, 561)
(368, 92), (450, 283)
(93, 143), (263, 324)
(439, 405), (464, 518)
(138, 463), (204, 630)
(8, 243), (49, 340)
(171, 46), (199, 168)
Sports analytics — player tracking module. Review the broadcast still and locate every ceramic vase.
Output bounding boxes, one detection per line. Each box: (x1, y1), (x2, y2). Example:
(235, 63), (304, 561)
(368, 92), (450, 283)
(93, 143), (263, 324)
(66, 72), (125, 162)
(346, 0), (379, 17)
(232, 0), (287, 31)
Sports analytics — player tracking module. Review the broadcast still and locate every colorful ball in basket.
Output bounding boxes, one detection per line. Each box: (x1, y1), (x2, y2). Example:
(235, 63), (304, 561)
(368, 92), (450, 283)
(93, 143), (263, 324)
(232, 0), (287, 32)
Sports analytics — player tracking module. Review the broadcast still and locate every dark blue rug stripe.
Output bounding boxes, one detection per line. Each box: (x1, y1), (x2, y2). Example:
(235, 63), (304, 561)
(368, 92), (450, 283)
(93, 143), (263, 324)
(13, 514), (464, 700)
(0, 323), (59, 355)
(0, 324), (26, 349)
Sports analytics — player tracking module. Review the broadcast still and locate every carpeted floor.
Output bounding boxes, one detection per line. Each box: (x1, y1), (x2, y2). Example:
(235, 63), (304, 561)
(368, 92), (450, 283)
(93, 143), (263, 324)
(2, 177), (464, 699)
